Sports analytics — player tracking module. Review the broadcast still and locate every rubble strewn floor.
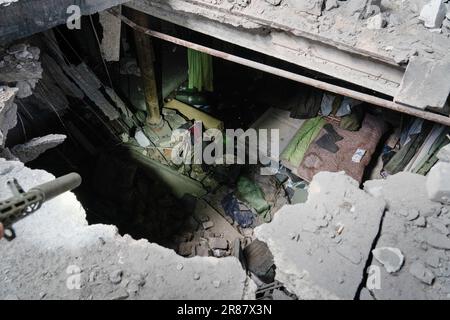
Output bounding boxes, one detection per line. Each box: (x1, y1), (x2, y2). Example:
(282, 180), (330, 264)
(255, 171), (386, 299)
(0, 159), (255, 300)
(364, 172), (450, 300)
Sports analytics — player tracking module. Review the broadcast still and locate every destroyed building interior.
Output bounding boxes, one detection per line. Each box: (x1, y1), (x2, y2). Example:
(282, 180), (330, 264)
(1, 0), (450, 301)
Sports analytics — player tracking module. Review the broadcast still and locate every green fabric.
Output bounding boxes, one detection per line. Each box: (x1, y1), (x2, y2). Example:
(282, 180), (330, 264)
(188, 49), (213, 92)
(384, 123), (432, 175)
(237, 176), (271, 220)
(339, 106), (365, 131)
(415, 129), (450, 175)
(281, 117), (326, 167)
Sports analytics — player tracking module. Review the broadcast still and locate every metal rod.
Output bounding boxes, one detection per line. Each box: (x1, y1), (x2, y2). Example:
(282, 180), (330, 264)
(111, 9), (450, 127)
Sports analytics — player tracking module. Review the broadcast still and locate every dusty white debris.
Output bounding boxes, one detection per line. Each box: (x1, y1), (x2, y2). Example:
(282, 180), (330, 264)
(0, 44), (42, 99)
(427, 162), (450, 205)
(10, 134), (67, 163)
(0, 159), (255, 300)
(419, 0), (447, 29)
(364, 172), (450, 300)
(134, 130), (151, 148)
(437, 144), (450, 162)
(255, 171), (386, 300)
(372, 247), (404, 273)
(0, 0), (18, 6)
(366, 13), (386, 29)
(0, 86), (18, 147)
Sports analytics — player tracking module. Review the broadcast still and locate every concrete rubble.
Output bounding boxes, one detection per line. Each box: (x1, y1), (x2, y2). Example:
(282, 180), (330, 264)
(426, 143), (450, 205)
(0, 86), (18, 147)
(0, 159), (256, 300)
(10, 134), (67, 163)
(255, 171), (386, 299)
(0, 43), (42, 98)
(364, 173), (450, 299)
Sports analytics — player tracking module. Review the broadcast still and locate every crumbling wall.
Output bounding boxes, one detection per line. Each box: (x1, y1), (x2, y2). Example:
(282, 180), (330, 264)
(0, 159), (255, 300)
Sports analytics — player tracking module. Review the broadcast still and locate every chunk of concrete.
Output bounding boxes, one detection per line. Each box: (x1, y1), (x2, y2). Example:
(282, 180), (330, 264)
(437, 144), (450, 162)
(410, 261), (435, 285)
(395, 57), (450, 110)
(420, 228), (450, 249)
(134, 130), (151, 148)
(11, 134), (66, 163)
(0, 86), (18, 146)
(427, 162), (450, 205)
(367, 13), (386, 29)
(372, 247), (404, 273)
(255, 172), (386, 300)
(209, 237), (228, 250)
(419, 0), (447, 29)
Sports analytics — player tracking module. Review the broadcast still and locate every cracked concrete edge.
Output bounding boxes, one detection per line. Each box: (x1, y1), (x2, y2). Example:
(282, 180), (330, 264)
(0, 159), (256, 300)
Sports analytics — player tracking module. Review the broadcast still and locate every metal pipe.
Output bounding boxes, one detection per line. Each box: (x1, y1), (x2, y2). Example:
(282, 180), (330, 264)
(111, 9), (450, 127)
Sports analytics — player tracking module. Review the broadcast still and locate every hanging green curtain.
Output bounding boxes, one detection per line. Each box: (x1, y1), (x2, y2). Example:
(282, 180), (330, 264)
(188, 49), (214, 92)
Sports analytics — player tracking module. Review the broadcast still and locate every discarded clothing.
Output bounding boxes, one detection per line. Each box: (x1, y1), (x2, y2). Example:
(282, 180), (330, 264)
(415, 127), (450, 175)
(316, 133), (339, 153)
(281, 117), (326, 168)
(384, 121), (433, 175)
(188, 49), (213, 92)
(221, 193), (254, 228)
(297, 114), (387, 184)
(315, 123), (343, 153)
(236, 176), (271, 220)
(339, 105), (365, 131)
(290, 89), (323, 119)
(336, 97), (362, 117)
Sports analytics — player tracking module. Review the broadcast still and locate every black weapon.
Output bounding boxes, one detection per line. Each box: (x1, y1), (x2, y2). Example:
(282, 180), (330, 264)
(0, 173), (82, 241)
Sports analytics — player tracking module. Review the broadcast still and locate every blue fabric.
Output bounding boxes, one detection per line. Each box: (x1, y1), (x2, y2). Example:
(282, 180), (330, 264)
(221, 193), (254, 228)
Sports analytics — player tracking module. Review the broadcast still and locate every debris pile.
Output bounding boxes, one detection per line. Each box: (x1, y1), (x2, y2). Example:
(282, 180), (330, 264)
(364, 172), (450, 299)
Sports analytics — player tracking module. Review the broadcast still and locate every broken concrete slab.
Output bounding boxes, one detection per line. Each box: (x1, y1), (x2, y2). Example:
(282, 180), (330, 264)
(427, 162), (450, 205)
(365, 172), (442, 218)
(0, 86), (18, 147)
(255, 171), (386, 299)
(10, 134), (66, 163)
(419, 0), (447, 29)
(0, 159), (256, 300)
(363, 172), (450, 300)
(394, 56), (450, 110)
(437, 144), (450, 162)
